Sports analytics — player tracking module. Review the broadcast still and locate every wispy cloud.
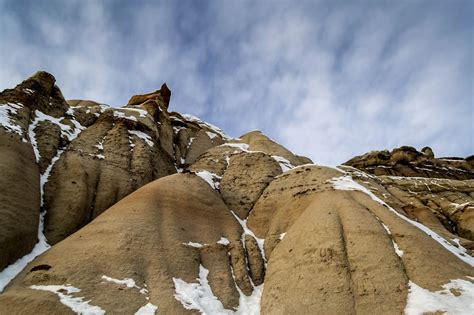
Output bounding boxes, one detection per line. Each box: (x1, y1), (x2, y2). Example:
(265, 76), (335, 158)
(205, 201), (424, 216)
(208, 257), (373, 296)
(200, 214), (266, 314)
(1, 0), (472, 165)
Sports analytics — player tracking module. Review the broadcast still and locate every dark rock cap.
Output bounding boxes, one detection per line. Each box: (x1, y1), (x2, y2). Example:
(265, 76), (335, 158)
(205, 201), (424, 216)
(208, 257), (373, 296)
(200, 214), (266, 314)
(127, 83), (172, 109)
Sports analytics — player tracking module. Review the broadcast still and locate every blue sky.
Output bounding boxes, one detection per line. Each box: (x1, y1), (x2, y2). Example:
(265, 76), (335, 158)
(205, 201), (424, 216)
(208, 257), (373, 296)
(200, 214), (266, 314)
(1, 0), (472, 165)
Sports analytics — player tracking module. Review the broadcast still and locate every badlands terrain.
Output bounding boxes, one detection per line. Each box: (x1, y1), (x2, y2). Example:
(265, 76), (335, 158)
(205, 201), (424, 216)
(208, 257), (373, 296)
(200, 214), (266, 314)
(0, 72), (473, 314)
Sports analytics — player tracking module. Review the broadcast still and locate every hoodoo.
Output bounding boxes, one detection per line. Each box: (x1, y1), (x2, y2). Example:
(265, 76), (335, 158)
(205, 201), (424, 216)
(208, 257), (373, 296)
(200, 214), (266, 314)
(0, 72), (473, 314)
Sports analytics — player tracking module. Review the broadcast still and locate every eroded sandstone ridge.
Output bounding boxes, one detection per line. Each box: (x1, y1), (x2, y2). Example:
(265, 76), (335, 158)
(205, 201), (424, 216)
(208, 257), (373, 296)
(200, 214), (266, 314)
(0, 72), (473, 314)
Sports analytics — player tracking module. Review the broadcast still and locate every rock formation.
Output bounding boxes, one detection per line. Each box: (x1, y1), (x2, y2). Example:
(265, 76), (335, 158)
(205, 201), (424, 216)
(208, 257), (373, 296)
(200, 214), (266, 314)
(0, 72), (472, 314)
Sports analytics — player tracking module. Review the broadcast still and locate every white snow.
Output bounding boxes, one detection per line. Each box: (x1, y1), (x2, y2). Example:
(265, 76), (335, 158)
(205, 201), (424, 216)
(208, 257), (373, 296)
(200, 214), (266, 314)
(405, 278), (474, 315)
(95, 142), (104, 150)
(40, 149), (64, 205)
(173, 126), (186, 135)
(101, 275), (138, 288)
(101, 275), (149, 296)
(187, 137), (195, 148)
(230, 211), (266, 264)
(392, 241), (404, 257)
(96, 154), (105, 160)
(194, 170), (222, 190)
(279, 233), (287, 240)
(113, 110), (138, 121)
(135, 302), (158, 315)
(452, 238), (469, 254)
(0, 227), (50, 292)
(381, 223), (404, 257)
(451, 202), (472, 211)
(271, 155), (294, 172)
(234, 283), (262, 315)
(181, 113), (233, 140)
(122, 107), (148, 118)
(329, 174), (474, 266)
(173, 265), (232, 314)
(28, 110), (85, 164)
(206, 131), (219, 140)
(23, 88), (35, 94)
(0, 102), (25, 138)
(31, 110), (85, 143)
(183, 242), (204, 248)
(30, 284), (105, 315)
(221, 143), (249, 151)
(128, 130), (154, 147)
(229, 266), (263, 315)
(217, 237), (230, 246)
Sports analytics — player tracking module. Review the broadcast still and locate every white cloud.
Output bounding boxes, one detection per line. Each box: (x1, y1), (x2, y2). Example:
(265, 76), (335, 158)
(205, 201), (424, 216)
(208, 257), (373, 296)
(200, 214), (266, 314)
(0, 0), (472, 165)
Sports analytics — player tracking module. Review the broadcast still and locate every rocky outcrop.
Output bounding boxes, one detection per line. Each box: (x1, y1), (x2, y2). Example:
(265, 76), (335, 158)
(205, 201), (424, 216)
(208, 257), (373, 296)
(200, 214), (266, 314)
(0, 71), (72, 271)
(0, 174), (244, 313)
(0, 128), (39, 272)
(344, 146), (474, 179)
(344, 146), (474, 244)
(0, 72), (473, 315)
(240, 130), (312, 166)
(127, 83), (171, 108)
(220, 152), (282, 219)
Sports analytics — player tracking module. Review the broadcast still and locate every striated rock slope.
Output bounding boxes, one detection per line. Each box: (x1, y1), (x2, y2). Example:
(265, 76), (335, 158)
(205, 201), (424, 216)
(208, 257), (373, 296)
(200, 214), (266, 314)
(0, 72), (473, 315)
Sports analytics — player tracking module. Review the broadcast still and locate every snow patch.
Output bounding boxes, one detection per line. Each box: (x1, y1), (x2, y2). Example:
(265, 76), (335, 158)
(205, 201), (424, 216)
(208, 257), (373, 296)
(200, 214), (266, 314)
(381, 223), (404, 257)
(101, 275), (149, 296)
(0, 102), (25, 139)
(279, 233), (287, 240)
(0, 228), (50, 292)
(135, 302), (158, 315)
(32, 110), (84, 143)
(405, 278), (474, 315)
(128, 130), (154, 147)
(271, 155), (294, 172)
(95, 142), (104, 150)
(173, 126), (186, 135)
(181, 113), (232, 140)
(183, 242), (204, 248)
(206, 131), (219, 140)
(113, 110), (138, 121)
(217, 237), (230, 246)
(101, 275), (138, 288)
(222, 143), (249, 151)
(173, 265), (232, 314)
(452, 238), (469, 254)
(229, 266), (263, 315)
(122, 107), (148, 118)
(187, 137), (195, 148)
(194, 170), (222, 190)
(234, 283), (262, 315)
(30, 284), (105, 315)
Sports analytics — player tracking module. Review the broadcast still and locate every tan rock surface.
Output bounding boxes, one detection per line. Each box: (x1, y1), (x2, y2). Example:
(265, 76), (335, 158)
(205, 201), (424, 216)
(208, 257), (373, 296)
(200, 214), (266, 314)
(220, 152), (282, 219)
(1, 72), (473, 315)
(0, 174), (244, 314)
(43, 112), (176, 244)
(239, 130), (310, 166)
(0, 130), (40, 271)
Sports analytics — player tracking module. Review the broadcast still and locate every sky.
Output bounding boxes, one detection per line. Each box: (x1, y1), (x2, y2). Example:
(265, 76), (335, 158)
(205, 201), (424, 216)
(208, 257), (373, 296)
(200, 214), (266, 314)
(1, 0), (472, 165)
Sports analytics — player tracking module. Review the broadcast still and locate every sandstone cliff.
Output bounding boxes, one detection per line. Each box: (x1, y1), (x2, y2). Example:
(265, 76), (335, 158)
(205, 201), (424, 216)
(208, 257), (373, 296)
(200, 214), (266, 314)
(0, 72), (472, 314)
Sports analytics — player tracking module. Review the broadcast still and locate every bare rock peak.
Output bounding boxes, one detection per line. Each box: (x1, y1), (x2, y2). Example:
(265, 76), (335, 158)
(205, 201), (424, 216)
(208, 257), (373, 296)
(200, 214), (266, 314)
(127, 82), (172, 109)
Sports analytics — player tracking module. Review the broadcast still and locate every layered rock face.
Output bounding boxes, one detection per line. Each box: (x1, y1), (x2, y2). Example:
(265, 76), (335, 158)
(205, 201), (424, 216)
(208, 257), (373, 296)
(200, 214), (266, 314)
(0, 72), (473, 314)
